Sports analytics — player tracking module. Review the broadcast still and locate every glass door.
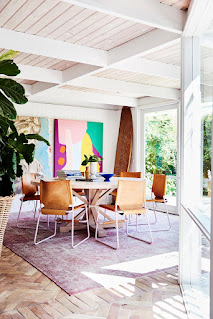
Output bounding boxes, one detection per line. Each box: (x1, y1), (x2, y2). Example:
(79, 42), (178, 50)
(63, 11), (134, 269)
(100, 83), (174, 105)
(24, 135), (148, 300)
(143, 106), (178, 212)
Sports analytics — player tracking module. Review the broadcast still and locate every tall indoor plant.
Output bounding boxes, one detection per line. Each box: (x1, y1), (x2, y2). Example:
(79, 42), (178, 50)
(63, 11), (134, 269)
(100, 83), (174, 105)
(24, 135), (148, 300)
(0, 50), (49, 255)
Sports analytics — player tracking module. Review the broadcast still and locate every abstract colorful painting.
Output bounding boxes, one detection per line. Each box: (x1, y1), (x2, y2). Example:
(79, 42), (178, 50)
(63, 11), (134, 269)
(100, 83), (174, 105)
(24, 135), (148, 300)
(54, 119), (103, 176)
(15, 116), (52, 178)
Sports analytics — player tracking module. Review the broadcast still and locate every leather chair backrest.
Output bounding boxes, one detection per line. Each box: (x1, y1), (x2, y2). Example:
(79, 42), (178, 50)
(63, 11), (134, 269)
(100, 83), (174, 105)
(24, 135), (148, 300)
(152, 174), (167, 199)
(22, 173), (38, 196)
(40, 180), (73, 211)
(120, 172), (141, 178)
(116, 180), (146, 210)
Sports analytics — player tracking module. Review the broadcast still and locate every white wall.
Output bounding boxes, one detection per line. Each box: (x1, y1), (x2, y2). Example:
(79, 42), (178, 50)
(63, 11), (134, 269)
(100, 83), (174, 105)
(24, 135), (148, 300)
(16, 102), (121, 174)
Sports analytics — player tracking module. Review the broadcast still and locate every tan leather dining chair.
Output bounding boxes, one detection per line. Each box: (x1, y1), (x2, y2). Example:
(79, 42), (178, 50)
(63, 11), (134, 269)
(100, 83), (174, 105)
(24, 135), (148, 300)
(34, 180), (90, 247)
(146, 174), (171, 229)
(111, 172), (141, 197)
(17, 173), (40, 228)
(96, 180), (153, 249)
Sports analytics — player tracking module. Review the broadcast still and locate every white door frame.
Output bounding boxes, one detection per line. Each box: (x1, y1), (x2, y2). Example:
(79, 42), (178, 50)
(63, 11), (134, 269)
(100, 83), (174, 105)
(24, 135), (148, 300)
(139, 102), (179, 214)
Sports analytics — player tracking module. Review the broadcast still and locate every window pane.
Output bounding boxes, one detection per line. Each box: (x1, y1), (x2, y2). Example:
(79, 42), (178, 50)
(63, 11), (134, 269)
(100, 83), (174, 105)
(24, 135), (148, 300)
(145, 109), (177, 198)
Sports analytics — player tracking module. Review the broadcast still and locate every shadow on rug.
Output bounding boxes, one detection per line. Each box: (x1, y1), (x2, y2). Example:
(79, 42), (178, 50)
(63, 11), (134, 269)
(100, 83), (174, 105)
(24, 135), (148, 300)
(4, 210), (179, 295)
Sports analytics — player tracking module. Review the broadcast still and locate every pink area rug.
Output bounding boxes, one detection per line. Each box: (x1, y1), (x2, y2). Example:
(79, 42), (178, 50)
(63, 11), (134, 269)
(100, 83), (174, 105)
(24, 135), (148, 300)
(4, 210), (179, 295)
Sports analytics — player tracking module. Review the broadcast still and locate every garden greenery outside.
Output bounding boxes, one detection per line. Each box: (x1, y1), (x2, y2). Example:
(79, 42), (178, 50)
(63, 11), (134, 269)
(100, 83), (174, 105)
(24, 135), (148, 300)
(145, 110), (212, 198)
(145, 110), (177, 197)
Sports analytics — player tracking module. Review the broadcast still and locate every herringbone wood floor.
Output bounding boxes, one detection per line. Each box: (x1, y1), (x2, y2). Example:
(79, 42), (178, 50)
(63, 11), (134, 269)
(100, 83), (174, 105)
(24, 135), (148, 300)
(0, 246), (187, 319)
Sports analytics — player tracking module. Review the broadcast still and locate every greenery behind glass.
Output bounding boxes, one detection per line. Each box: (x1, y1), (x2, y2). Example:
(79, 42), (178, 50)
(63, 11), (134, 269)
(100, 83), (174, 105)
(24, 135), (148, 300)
(145, 110), (177, 197)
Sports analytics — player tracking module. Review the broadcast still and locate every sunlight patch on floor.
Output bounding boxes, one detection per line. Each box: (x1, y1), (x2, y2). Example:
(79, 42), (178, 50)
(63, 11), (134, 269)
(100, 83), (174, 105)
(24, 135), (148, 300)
(81, 271), (136, 296)
(101, 251), (179, 274)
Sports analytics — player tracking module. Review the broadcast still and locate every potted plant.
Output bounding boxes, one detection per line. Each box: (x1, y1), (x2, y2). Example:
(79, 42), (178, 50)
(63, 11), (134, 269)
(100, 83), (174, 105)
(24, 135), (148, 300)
(81, 155), (102, 179)
(0, 50), (49, 256)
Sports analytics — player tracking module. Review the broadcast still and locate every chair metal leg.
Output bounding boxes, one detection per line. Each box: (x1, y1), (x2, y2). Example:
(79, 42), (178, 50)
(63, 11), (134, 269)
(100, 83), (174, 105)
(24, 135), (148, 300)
(71, 205), (90, 248)
(164, 200), (171, 229)
(126, 211), (153, 244)
(115, 211), (119, 249)
(128, 202), (157, 227)
(95, 207), (119, 249)
(34, 212), (57, 245)
(17, 199), (41, 229)
(16, 199), (23, 228)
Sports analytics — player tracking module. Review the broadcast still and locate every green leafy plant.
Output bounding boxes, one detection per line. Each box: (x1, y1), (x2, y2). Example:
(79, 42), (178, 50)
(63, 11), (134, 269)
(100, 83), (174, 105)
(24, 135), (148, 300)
(81, 154), (103, 166)
(0, 50), (50, 196)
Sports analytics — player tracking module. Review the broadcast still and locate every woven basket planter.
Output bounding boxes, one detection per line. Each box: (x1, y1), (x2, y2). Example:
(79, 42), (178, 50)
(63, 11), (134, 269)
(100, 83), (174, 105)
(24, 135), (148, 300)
(0, 195), (15, 257)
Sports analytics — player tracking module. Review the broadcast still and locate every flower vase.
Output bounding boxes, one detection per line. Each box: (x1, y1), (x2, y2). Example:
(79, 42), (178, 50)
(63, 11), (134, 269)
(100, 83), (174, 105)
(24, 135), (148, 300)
(90, 162), (97, 179)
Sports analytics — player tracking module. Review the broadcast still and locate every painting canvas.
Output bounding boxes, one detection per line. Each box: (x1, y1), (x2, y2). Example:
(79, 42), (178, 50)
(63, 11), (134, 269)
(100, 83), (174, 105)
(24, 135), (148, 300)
(14, 116), (52, 193)
(54, 119), (103, 176)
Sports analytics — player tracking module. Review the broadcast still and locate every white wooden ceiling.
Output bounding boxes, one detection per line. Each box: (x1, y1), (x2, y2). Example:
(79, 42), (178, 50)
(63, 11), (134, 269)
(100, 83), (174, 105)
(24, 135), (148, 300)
(1, 0), (212, 110)
(0, 0), (154, 50)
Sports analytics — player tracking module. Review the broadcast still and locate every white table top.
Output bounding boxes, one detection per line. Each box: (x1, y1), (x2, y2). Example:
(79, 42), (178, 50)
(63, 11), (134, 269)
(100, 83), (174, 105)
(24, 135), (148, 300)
(32, 177), (145, 190)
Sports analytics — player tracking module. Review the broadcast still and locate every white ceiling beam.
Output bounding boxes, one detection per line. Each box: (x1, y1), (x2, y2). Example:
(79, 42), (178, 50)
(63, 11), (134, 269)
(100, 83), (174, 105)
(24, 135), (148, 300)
(183, 0), (213, 36)
(138, 97), (179, 109)
(0, 28), (107, 67)
(114, 58), (180, 80)
(62, 64), (101, 83)
(17, 65), (62, 84)
(30, 88), (138, 107)
(22, 84), (32, 96)
(72, 76), (180, 100)
(61, 0), (186, 34)
(108, 29), (180, 65)
(32, 82), (57, 95)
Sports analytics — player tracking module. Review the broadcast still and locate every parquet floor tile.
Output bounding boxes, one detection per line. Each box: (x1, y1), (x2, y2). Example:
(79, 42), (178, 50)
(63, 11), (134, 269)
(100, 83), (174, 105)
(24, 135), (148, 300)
(0, 246), (187, 318)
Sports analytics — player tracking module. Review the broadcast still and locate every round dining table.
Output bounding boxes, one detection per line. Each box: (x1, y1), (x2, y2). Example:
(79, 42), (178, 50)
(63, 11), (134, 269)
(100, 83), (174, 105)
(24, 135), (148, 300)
(32, 177), (145, 237)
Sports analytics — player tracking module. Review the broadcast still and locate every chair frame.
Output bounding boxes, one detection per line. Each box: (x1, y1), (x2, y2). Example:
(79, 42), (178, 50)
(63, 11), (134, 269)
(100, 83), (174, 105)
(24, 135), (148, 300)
(95, 180), (153, 249)
(17, 173), (40, 229)
(34, 180), (90, 248)
(34, 205), (90, 248)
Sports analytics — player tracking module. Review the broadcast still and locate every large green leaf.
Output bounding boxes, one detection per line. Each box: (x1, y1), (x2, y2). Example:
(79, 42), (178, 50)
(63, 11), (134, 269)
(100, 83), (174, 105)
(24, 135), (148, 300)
(0, 50), (20, 61)
(0, 60), (20, 76)
(0, 114), (9, 133)
(25, 134), (50, 146)
(0, 92), (17, 119)
(17, 143), (35, 164)
(0, 78), (28, 105)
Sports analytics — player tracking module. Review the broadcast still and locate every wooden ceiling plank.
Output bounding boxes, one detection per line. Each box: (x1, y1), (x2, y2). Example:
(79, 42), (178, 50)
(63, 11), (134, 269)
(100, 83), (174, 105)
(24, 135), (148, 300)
(64, 11), (106, 42)
(3, 0), (44, 29)
(52, 8), (95, 41)
(47, 60), (77, 71)
(87, 20), (136, 49)
(15, 0), (59, 33)
(13, 52), (32, 64)
(76, 17), (126, 46)
(95, 25), (153, 50)
(0, 0), (11, 13)
(26, 1), (71, 35)
(68, 14), (115, 44)
(34, 57), (58, 68)
(0, 0), (27, 27)
(28, 56), (50, 67)
(36, 5), (82, 37)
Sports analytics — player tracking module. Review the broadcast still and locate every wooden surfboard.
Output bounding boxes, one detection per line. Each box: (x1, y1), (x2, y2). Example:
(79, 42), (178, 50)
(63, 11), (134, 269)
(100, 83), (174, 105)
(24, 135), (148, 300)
(114, 106), (133, 175)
